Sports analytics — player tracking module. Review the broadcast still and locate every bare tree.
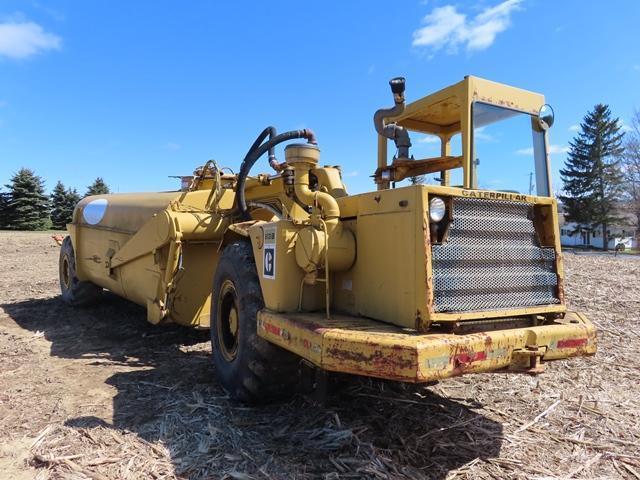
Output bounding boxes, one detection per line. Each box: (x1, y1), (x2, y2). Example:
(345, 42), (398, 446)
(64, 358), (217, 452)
(621, 109), (640, 237)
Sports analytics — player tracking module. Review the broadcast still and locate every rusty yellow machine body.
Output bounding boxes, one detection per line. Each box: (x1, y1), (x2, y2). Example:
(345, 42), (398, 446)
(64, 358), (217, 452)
(63, 76), (596, 398)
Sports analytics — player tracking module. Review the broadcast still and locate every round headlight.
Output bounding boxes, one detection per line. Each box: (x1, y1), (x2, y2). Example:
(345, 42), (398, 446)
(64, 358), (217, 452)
(429, 197), (446, 222)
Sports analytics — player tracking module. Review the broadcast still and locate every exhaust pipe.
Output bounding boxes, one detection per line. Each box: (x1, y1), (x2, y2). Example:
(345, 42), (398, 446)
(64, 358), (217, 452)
(373, 77), (411, 160)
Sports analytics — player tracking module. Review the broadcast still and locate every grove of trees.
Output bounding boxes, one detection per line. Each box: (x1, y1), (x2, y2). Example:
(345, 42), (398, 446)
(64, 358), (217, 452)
(0, 174), (110, 231)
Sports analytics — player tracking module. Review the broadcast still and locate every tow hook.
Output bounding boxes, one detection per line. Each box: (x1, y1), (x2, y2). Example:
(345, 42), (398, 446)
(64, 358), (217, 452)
(510, 345), (546, 374)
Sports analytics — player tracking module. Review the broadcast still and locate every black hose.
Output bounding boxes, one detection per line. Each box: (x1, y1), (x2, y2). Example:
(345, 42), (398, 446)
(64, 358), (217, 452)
(235, 128), (317, 220)
(246, 126), (277, 167)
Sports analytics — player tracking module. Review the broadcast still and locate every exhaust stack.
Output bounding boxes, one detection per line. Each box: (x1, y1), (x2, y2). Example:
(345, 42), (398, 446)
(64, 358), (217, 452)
(373, 77), (412, 160)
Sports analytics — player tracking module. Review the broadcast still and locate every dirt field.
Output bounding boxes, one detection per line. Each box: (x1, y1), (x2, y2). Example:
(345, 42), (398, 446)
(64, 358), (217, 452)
(0, 231), (639, 479)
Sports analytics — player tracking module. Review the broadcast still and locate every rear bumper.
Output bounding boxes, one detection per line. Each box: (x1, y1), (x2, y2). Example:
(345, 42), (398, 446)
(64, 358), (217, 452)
(257, 310), (596, 382)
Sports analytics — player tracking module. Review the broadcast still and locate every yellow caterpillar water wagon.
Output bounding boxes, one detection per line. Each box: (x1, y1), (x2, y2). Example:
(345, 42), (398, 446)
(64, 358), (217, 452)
(59, 76), (596, 402)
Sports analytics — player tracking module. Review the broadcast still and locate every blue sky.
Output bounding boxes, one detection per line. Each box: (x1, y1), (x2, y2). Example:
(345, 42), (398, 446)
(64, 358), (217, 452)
(1, 0), (639, 196)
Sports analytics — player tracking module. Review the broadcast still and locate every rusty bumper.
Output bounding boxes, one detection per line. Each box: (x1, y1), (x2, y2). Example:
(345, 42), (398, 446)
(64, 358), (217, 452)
(257, 310), (597, 382)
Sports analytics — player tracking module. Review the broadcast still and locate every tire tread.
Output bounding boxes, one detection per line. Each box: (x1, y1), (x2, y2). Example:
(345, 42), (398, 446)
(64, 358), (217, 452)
(210, 241), (299, 404)
(59, 236), (102, 307)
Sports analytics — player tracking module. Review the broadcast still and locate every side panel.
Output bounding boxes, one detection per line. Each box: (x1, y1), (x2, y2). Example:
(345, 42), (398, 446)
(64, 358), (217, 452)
(353, 211), (416, 325)
(249, 221), (324, 313)
(340, 187), (427, 329)
(119, 253), (162, 306)
(72, 226), (132, 296)
(169, 243), (219, 327)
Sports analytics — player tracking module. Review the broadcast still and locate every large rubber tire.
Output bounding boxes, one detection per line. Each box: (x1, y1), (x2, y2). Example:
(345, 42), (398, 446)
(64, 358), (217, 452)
(210, 241), (300, 404)
(59, 236), (102, 306)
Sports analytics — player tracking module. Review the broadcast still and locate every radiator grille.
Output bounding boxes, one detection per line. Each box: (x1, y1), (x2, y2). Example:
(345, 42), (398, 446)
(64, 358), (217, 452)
(431, 197), (560, 313)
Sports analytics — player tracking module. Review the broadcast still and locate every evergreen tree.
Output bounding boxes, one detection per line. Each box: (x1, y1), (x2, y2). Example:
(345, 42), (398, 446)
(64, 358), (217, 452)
(65, 188), (80, 223)
(50, 181), (67, 229)
(0, 190), (10, 229)
(86, 177), (110, 196)
(5, 168), (50, 230)
(559, 104), (625, 250)
(50, 181), (80, 230)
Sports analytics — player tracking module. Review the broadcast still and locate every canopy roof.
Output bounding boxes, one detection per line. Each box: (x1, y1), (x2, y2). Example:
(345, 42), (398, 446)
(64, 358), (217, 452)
(393, 75), (546, 136)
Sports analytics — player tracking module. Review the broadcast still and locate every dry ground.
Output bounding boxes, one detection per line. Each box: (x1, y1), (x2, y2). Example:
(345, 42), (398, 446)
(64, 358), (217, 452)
(0, 231), (639, 480)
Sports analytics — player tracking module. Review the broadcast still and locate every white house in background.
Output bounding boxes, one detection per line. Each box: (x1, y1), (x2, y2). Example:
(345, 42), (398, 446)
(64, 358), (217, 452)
(558, 203), (638, 249)
(559, 223), (638, 250)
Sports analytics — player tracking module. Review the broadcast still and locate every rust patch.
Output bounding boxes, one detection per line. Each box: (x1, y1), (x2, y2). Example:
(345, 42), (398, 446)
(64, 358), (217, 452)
(555, 249), (565, 304)
(326, 347), (415, 371)
(422, 213), (433, 332)
(293, 316), (328, 334)
(556, 277), (565, 305)
(415, 309), (425, 332)
(331, 364), (417, 382)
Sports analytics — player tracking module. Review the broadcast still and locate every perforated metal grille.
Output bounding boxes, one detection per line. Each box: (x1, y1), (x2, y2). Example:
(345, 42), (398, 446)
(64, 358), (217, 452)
(431, 197), (559, 313)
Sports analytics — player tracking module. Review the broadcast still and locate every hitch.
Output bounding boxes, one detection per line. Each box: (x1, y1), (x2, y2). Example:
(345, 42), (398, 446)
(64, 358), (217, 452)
(510, 345), (546, 374)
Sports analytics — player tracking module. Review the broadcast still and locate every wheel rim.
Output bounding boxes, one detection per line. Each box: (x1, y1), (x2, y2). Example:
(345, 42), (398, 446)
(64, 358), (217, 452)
(61, 256), (71, 289)
(217, 279), (239, 362)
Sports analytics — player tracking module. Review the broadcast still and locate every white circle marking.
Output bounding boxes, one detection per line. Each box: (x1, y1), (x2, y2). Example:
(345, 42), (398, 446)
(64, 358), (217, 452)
(83, 198), (108, 225)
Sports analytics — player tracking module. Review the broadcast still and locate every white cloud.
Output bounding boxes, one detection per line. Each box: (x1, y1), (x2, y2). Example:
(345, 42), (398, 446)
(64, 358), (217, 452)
(568, 124), (580, 132)
(164, 142), (181, 151)
(475, 126), (494, 141)
(412, 0), (522, 53)
(0, 20), (61, 59)
(344, 171), (359, 177)
(547, 145), (570, 155)
(516, 144), (569, 155)
(516, 147), (534, 155)
(619, 119), (633, 132)
(418, 134), (440, 144)
(412, 6), (465, 51)
(31, 3), (66, 22)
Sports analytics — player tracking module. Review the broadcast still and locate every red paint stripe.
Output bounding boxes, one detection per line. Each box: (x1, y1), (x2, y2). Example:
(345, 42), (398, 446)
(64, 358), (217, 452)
(454, 351), (487, 364)
(557, 338), (588, 348)
(263, 323), (282, 336)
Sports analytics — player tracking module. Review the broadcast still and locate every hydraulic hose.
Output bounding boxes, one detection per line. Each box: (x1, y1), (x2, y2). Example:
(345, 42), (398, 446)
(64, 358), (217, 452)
(235, 128), (317, 220)
(247, 126), (279, 171)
